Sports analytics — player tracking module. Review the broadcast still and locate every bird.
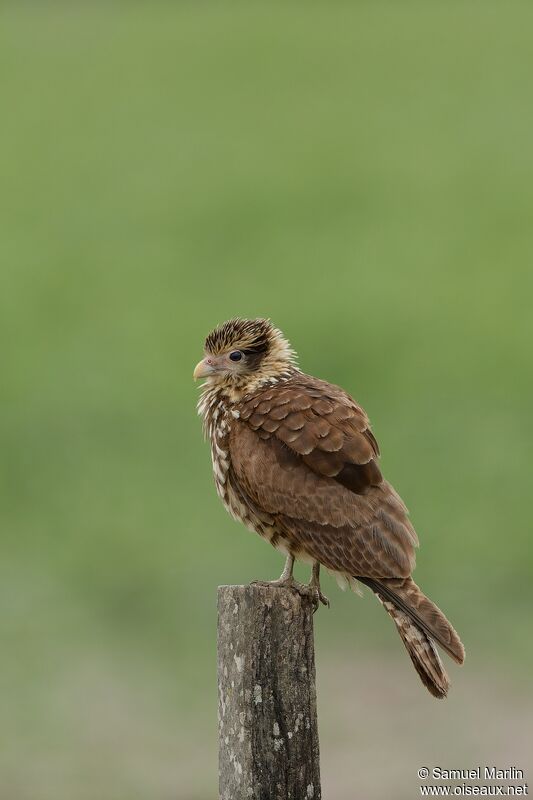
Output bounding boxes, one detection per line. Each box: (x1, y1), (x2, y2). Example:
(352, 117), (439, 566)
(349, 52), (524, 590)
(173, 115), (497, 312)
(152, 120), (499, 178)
(194, 317), (465, 698)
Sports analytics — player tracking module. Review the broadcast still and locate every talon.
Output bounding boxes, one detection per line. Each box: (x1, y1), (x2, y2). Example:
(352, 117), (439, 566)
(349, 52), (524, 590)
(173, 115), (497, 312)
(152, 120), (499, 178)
(308, 587), (330, 613)
(250, 554), (298, 591)
(308, 563), (330, 611)
(250, 577), (298, 590)
(250, 557), (330, 611)
(250, 576), (315, 602)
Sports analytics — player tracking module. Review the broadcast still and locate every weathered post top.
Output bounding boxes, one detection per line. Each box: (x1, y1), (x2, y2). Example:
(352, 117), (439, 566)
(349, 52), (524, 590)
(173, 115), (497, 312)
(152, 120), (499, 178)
(217, 584), (321, 800)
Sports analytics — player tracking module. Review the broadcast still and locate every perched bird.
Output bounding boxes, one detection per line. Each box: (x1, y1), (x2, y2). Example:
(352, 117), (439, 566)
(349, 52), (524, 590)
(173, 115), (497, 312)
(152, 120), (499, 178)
(194, 318), (465, 697)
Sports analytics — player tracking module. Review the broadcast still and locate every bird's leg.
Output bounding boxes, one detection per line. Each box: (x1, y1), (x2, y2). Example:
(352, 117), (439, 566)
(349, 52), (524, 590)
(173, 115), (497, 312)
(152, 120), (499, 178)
(277, 553), (295, 583)
(252, 554), (297, 588)
(251, 556), (329, 612)
(308, 562), (330, 609)
(251, 554), (315, 602)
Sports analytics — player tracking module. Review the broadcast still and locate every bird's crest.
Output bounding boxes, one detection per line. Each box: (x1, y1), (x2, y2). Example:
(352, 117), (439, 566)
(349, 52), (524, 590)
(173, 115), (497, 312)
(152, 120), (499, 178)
(204, 318), (296, 365)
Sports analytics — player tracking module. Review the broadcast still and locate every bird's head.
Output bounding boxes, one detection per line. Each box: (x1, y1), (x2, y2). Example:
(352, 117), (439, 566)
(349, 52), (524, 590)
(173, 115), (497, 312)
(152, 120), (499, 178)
(193, 318), (297, 393)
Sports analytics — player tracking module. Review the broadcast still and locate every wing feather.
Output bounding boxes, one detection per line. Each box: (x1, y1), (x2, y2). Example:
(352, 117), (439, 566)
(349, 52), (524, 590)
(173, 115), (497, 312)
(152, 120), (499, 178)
(230, 374), (418, 579)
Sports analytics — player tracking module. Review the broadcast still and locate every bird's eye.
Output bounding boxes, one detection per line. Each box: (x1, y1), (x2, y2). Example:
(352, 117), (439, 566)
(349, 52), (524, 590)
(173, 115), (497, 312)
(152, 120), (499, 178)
(229, 351), (242, 362)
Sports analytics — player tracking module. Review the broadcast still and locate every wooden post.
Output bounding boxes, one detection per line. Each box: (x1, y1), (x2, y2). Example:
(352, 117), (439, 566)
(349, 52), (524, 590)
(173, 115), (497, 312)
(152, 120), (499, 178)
(217, 584), (321, 800)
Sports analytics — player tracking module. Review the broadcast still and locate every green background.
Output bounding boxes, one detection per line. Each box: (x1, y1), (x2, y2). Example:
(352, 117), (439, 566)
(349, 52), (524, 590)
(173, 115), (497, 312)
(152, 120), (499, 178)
(1, 3), (532, 798)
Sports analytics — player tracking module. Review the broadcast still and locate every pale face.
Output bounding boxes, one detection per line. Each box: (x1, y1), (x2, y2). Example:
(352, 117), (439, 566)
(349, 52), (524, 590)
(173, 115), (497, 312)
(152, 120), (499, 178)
(193, 347), (257, 381)
(193, 318), (296, 389)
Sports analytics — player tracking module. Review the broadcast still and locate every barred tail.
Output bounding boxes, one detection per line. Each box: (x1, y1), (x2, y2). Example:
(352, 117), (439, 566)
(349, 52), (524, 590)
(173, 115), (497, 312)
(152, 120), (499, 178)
(359, 576), (465, 699)
(381, 596), (451, 697)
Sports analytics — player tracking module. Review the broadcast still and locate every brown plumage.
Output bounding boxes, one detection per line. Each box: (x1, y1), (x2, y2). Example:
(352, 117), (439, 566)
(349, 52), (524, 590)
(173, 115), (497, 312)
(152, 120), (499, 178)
(194, 318), (465, 698)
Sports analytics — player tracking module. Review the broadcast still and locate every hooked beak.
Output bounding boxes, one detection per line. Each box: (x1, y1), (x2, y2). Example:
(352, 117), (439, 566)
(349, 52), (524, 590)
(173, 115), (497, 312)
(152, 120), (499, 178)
(193, 357), (217, 380)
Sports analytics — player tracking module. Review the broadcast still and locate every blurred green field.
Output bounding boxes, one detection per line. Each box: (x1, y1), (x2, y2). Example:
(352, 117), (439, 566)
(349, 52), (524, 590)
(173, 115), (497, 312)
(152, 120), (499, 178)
(1, 3), (532, 799)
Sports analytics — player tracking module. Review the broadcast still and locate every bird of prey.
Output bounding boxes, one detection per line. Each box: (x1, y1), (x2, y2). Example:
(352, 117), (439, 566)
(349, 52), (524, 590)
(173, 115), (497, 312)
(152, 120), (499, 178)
(194, 317), (464, 697)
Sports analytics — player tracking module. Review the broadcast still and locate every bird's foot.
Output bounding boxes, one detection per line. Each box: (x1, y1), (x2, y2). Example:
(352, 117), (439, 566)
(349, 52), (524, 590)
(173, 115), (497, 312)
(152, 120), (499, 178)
(308, 563), (330, 611)
(250, 576), (320, 607)
(250, 576), (308, 593)
(250, 557), (329, 612)
(311, 586), (330, 610)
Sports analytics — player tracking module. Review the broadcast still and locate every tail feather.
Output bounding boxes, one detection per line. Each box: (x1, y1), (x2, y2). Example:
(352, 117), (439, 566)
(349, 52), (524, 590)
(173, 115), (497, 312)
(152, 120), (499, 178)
(359, 576), (465, 664)
(359, 576), (465, 698)
(380, 597), (449, 698)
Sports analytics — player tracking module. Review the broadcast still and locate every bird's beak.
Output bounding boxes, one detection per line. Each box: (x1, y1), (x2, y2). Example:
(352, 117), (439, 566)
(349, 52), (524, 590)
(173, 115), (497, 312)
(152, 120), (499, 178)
(193, 358), (216, 381)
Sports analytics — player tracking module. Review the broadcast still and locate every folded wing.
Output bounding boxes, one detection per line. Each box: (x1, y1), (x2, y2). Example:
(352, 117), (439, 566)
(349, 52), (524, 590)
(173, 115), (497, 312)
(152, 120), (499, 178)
(230, 375), (418, 579)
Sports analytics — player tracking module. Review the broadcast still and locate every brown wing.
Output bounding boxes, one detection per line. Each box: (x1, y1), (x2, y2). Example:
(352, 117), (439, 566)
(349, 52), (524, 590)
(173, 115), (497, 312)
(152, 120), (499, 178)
(231, 375), (418, 579)
(240, 374), (382, 493)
